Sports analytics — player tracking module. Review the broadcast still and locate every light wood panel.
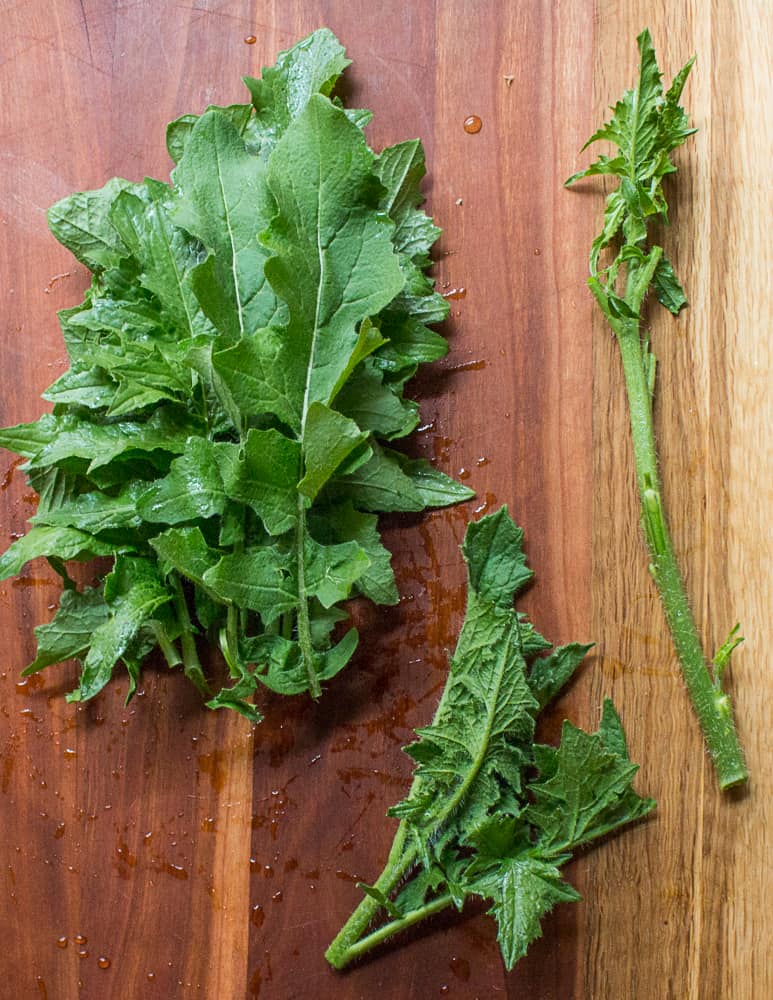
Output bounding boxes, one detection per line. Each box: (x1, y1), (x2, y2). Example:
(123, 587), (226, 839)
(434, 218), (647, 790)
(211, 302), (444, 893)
(0, 2), (769, 998)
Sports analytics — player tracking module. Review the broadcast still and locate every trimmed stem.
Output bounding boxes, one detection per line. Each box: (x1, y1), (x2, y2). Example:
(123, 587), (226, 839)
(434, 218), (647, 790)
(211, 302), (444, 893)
(326, 822), (417, 969)
(326, 892), (453, 970)
(171, 573), (210, 697)
(616, 320), (747, 789)
(296, 493), (321, 698)
(152, 621), (182, 669)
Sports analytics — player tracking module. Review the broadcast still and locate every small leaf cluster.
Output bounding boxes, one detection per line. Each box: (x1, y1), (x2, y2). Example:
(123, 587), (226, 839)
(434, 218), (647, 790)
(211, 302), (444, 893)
(565, 28), (696, 324)
(0, 29), (472, 719)
(328, 508), (654, 969)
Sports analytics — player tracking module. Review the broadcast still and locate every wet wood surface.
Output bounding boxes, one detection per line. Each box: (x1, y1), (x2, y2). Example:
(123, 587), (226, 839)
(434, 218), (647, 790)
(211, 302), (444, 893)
(0, 2), (770, 998)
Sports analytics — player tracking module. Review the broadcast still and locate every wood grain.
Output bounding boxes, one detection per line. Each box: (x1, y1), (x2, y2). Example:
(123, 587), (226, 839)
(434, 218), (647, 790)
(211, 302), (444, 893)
(0, 2), (769, 999)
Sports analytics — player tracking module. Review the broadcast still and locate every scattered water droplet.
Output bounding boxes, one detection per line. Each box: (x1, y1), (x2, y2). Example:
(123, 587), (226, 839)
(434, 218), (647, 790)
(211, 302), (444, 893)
(97, 957), (111, 970)
(244, 35), (257, 44)
(449, 955), (471, 982)
(463, 115), (482, 134)
(56, 936), (68, 949)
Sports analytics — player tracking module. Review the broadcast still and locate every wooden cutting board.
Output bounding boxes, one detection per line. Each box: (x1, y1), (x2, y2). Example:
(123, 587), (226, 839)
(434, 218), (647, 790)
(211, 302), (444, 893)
(1, 3), (769, 998)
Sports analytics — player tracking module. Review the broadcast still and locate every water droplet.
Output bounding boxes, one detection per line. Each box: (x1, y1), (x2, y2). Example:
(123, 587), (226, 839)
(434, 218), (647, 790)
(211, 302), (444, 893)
(56, 936), (68, 949)
(449, 955), (471, 982)
(463, 115), (482, 134)
(78, 949), (89, 959)
(74, 934), (87, 945)
(97, 957), (111, 970)
(271, 890), (283, 902)
(244, 35), (257, 44)
(146, 971), (156, 982)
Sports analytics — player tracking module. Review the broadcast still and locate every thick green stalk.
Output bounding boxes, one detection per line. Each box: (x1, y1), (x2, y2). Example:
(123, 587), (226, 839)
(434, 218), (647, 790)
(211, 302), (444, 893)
(616, 319), (747, 788)
(327, 890), (452, 969)
(325, 822), (419, 969)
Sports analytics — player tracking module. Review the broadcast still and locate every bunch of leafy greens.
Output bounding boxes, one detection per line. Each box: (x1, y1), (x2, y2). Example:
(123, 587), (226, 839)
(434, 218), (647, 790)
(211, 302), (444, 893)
(326, 507), (653, 970)
(0, 29), (472, 721)
(566, 29), (746, 789)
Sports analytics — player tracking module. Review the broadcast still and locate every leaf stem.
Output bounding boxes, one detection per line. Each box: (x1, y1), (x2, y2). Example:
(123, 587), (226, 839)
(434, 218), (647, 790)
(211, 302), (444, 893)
(170, 573), (210, 697)
(325, 821), (417, 968)
(295, 493), (321, 698)
(615, 318), (746, 789)
(152, 621), (182, 669)
(326, 890), (453, 969)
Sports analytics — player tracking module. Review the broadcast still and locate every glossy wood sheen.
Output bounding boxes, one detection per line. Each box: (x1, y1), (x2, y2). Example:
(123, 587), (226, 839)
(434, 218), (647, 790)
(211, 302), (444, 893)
(0, 3), (769, 998)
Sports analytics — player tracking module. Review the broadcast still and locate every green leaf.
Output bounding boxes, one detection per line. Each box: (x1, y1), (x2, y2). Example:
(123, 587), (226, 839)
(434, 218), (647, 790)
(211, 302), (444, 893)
(202, 548), (296, 624)
(172, 109), (282, 339)
(27, 407), (197, 473)
(653, 254), (688, 314)
(109, 179), (213, 338)
(262, 94), (404, 419)
(375, 140), (441, 261)
(244, 28), (350, 150)
(32, 481), (146, 534)
(48, 177), (133, 271)
(462, 505), (533, 606)
(390, 509), (540, 833)
(398, 455), (476, 508)
(149, 526), (223, 592)
(24, 587), (110, 676)
(303, 535), (370, 608)
(528, 643), (593, 709)
(71, 556), (172, 701)
(298, 403), (369, 502)
(310, 502), (398, 605)
(482, 856), (582, 970)
(241, 628), (358, 696)
(526, 720), (655, 850)
(166, 103), (252, 164)
(0, 526), (118, 582)
(335, 360), (419, 440)
(0, 413), (60, 458)
(137, 438), (227, 524)
(333, 442), (426, 513)
(598, 698), (631, 761)
(43, 367), (117, 410)
(212, 331), (301, 432)
(222, 428), (301, 535)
